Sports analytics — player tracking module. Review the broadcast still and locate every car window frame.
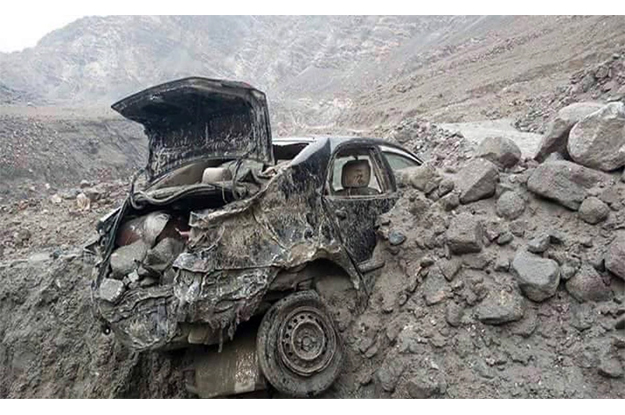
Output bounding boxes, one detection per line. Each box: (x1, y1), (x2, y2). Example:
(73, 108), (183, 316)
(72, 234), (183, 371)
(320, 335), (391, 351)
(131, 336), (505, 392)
(379, 145), (422, 171)
(325, 143), (395, 199)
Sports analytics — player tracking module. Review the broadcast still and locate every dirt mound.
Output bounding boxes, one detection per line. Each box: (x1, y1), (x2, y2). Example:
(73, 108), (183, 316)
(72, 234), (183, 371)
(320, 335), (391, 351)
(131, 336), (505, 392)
(0, 108), (146, 202)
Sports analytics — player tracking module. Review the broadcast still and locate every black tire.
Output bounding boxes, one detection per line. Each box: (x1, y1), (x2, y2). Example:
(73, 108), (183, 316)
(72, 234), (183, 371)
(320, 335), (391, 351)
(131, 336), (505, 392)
(256, 290), (344, 397)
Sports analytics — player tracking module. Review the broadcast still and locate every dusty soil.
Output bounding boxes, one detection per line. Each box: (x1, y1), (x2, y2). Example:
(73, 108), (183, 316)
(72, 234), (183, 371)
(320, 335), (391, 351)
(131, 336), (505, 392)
(1, 117), (624, 398)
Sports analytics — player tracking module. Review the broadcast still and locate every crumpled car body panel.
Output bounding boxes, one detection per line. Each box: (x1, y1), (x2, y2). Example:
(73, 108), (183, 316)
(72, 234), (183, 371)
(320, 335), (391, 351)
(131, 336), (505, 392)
(93, 138), (369, 352)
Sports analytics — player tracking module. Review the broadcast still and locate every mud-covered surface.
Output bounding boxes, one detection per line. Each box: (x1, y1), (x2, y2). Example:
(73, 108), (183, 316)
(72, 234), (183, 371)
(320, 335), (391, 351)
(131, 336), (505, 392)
(1, 137), (624, 398)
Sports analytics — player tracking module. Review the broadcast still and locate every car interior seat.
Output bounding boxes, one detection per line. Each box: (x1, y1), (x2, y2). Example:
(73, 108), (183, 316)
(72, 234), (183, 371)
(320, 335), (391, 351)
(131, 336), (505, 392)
(334, 159), (380, 196)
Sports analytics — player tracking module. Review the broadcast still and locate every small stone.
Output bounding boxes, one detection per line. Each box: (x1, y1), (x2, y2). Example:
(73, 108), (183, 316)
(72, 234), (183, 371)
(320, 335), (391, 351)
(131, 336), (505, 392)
(446, 302), (464, 327)
(437, 258), (462, 281)
(446, 213), (483, 254)
(570, 303), (594, 331)
(578, 197), (610, 224)
(527, 233), (551, 254)
(376, 359), (405, 393)
(494, 255), (510, 272)
(463, 253), (491, 270)
(439, 192), (460, 211)
(509, 220), (526, 237)
(476, 289), (525, 325)
(605, 233), (625, 281)
(496, 231), (513, 245)
(511, 249), (560, 302)
(420, 256), (435, 267)
(109, 240), (149, 278)
(496, 191), (526, 220)
(99, 278), (125, 303)
(388, 230), (406, 246)
(565, 264), (613, 302)
(76, 193), (90, 210)
(79, 179), (91, 189)
(598, 356), (624, 378)
(422, 269), (449, 306)
(406, 374), (443, 399)
(438, 178), (455, 197)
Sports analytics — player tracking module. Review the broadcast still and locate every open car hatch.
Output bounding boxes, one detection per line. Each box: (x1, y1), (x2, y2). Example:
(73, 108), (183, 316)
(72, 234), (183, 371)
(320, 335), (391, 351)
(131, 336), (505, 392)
(112, 77), (274, 180)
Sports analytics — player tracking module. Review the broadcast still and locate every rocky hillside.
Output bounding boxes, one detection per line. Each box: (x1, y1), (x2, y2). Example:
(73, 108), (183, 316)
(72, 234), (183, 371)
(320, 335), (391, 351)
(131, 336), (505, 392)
(1, 16), (624, 132)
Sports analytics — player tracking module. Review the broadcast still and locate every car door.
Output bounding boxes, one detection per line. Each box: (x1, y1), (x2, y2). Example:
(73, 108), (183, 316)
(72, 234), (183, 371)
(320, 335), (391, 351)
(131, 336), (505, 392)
(323, 143), (398, 264)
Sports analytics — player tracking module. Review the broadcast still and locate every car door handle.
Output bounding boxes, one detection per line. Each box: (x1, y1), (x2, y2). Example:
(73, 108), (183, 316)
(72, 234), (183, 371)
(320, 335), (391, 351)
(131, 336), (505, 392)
(335, 209), (347, 220)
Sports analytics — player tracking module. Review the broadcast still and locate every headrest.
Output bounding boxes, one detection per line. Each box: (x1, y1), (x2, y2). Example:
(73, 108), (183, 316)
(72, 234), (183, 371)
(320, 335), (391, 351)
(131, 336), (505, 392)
(202, 167), (232, 183)
(341, 159), (371, 188)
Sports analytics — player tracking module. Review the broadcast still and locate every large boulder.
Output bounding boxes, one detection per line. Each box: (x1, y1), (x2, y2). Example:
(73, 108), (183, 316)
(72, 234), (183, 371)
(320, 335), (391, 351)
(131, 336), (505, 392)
(567, 102), (625, 171)
(446, 213), (483, 254)
(565, 264), (613, 302)
(534, 102), (604, 162)
(527, 160), (611, 210)
(476, 136), (522, 168)
(605, 233), (625, 281)
(455, 159), (499, 204)
(510, 250), (560, 302)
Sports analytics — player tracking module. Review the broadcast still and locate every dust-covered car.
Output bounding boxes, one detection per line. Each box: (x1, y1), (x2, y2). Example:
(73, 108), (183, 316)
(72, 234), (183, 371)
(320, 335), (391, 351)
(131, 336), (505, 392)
(89, 77), (422, 397)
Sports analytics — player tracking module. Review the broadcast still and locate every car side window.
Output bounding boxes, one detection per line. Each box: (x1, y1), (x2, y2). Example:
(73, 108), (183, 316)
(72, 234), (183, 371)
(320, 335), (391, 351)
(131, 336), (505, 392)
(381, 149), (420, 171)
(328, 147), (386, 197)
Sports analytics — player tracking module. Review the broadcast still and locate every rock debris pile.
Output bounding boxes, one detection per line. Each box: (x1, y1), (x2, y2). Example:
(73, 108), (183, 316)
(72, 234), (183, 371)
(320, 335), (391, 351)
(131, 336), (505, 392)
(333, 109), (625, 397)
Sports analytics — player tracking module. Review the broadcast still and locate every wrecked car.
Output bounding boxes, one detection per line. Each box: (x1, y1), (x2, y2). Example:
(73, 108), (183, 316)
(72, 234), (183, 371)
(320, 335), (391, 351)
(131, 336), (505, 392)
(90, 77), (422, 397)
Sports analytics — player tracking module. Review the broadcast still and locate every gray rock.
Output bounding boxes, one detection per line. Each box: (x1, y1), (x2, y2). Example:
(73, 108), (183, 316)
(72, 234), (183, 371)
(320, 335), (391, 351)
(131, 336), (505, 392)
(456, 158), (499, 204)
(437, 258), (462, 281)
(446, 302), (464, 327)
(476, 288), (525, 325)
(565, 264), (613, 302)
(598, 356), (624, 378)
(476, 136), (522, 168)
(496, 231), (513, 245)
(376, 358), (405, 393)
(527, 160), (610, 210)
(422, 268), (450, 306)
(109, 240), (148, 278)
(578, 197), (610, 224)
(570, 303), (594, 331)
(438, 178), (455, 197)
(406, 373), (444, 398)
(605, 233), (625, 281)
(398, 165), (441, 193)
(496, 191), (525, 220)
(388, 230), (406, 246)
(439, 192), (460, 211)
(568, 102), (625, 171)
(99, 278), (125, 303)
(494, 255), (510, 272)
(534, 102), (604, 162)
(527, 233), (551, 254)
(446, 213), (483, 254)
(143, 237), (185, 273)
(511, 249), (560, 302)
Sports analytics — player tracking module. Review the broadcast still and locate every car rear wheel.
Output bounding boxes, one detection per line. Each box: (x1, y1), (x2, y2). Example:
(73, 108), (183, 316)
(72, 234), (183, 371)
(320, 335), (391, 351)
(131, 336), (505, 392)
(256, 290), (344, 397)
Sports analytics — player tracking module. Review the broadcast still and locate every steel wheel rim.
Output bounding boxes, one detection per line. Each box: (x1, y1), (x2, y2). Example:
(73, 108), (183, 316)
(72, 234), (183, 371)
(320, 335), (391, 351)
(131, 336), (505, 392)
(278, 305), (336, 377)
